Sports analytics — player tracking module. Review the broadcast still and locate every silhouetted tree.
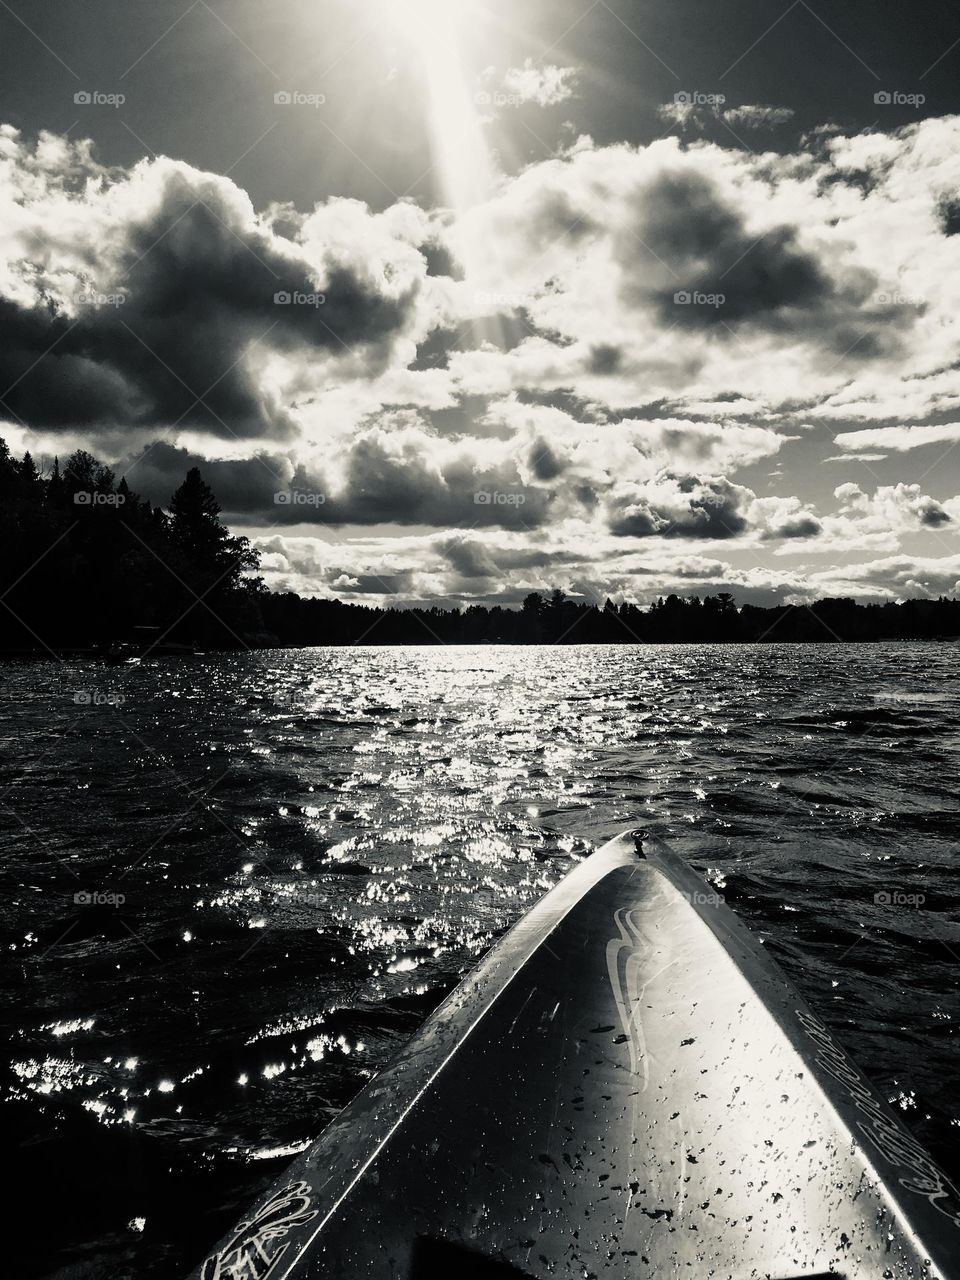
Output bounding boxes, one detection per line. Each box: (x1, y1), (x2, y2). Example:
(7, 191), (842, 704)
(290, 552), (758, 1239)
(64, 449), (115, 499)
(47, 456), (64, 506)
(169, 468), (259, 588)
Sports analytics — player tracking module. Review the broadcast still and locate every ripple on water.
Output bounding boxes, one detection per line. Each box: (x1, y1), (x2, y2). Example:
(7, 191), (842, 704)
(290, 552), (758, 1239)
(1, 643), (957, 1278)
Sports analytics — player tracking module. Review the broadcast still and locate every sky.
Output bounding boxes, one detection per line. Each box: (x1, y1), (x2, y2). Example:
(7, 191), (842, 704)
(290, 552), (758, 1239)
(2, 0), (960, 609)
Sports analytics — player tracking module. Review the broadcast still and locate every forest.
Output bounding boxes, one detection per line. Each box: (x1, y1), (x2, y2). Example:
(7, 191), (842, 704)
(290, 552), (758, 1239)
(0, 438), (263, 653)
(1, 437), (959, 652)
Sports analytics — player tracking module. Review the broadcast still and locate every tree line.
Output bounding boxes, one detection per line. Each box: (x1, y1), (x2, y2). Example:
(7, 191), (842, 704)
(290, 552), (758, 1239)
(1, 437), (958, 651)
(0, 438), (264, 652)
(261, 587), (960, 646)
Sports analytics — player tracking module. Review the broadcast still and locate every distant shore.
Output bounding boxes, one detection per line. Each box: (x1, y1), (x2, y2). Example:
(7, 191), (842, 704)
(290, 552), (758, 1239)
(2, 439), (959, 652)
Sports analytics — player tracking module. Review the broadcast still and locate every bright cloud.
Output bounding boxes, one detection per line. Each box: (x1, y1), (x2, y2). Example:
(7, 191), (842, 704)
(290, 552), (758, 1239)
(497, 60), (579, 108)
(834, 423), (960, 454)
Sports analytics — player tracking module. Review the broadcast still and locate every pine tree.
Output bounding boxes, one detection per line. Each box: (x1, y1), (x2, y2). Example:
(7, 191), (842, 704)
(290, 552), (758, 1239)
(117, 476), (134, 522)
(47, 457), (65, 506)
(16, 451), (42, 493)
(169, 467), (259, 588)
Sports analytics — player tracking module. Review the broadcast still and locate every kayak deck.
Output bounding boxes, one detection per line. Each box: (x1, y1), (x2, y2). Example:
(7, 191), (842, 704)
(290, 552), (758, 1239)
(192, 832), (959, 1280)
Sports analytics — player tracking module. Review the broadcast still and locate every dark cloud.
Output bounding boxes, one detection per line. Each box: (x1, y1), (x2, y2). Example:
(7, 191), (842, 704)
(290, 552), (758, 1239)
(411, 310), (528, 372)
(115, 425), (556, 531)
(816, 168), (881, 198)
(115, 441), (294, 514)
(610, 475), (749, 539)
(920, 503), (951, 528)
(619, 169), (912, 353)
(0, 162), (432, 438)
(411, 326), (470, 371)
(528, 186), (598, 245)
(440, 539), (500, 578)
(528, 438), (567, 480)
(339, 573), (414, 596)
(329, 428), (552, 529)
(629, 171), (827, 318)
(418, 237), (463, 279)
(762, 514), (823, 539)
(936, 194), (960, 237)
(496, 546), (584, 570)
(588, 344), (623, 374)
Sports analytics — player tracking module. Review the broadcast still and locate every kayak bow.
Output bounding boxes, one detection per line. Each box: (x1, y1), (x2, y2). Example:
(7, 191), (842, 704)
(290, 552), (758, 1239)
(189, 830), (959, 1280)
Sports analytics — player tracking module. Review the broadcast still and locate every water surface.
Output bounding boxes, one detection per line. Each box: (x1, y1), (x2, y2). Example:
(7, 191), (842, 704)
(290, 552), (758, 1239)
(3, 644), (958, 1278)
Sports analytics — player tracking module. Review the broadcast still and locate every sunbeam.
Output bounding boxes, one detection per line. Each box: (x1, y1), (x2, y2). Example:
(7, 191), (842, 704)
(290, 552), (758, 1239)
(379, 0), (496, 218)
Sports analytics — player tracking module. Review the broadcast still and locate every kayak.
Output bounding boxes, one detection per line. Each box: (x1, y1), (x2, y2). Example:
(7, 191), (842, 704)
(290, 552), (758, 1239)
(189, 830), (960, 1280)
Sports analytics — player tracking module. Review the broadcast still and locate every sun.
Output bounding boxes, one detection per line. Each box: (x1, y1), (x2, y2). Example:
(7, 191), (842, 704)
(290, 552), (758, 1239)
(378, 0), (476, 81)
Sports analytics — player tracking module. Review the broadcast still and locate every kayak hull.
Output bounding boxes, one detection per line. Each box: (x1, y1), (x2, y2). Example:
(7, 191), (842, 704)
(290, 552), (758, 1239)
(191, 832), (960, 1280)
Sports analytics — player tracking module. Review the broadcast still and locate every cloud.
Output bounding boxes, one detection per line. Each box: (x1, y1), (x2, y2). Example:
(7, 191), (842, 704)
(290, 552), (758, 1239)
(621, 168), (891, 345)
(833, 481), (952, 530)
(439, 537), (501, 578)
(834, 423), (960, 454)
(497, 60), (579, 108)
(607, 474), (824, 543)
(116, 415), (560, 530)
(5, 113), (960, 608)
(452, 129), (924, 418)
(246, 491), (960, 608)
(658, 101), (795, 133)
(609, 475), (751, 540)
(657, 101), (712, 132)
(115, 441), (291, 513)
(723, 104), (796, 131)
(822, 453), (889, 463)
(751, 495), (822, 540)
(805, 553), (960, 601)
(110, 404), (792, 537)
(0, 128), (443, 439)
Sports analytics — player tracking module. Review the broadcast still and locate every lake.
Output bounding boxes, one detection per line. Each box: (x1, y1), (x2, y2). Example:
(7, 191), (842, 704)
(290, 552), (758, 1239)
(3, 643), (958, 1278)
